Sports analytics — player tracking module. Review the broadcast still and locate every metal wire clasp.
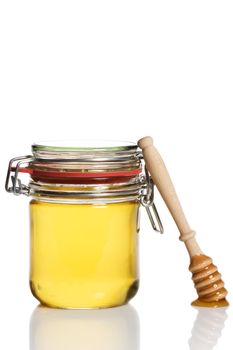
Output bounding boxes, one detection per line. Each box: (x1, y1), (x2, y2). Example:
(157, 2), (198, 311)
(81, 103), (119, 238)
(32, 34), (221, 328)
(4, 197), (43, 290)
(140, 166), (164, 233)
(5, 156), (33, 196)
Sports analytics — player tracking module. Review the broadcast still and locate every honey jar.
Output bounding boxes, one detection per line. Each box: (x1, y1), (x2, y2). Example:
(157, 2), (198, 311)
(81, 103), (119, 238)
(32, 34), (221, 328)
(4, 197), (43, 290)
(5, 140), (163, 309)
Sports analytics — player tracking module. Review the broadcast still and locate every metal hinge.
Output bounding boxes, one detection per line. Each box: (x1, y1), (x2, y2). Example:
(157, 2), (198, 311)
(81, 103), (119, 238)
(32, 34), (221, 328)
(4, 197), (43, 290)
(5, 155), (33, 196)
(140, 166), (164, 234)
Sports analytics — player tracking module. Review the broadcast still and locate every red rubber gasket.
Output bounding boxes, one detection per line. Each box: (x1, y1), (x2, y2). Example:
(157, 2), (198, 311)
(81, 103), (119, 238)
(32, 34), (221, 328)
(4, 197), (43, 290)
(11, 166), (141, 178)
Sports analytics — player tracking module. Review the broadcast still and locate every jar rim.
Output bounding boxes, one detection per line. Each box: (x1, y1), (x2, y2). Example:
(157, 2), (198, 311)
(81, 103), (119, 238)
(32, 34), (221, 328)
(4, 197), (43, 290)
(29, 176), (143, 204)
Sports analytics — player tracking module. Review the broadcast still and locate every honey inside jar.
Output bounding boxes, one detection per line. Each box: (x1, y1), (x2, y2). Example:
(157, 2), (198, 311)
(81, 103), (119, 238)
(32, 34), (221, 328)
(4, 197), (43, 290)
(30, 200), (139, 309)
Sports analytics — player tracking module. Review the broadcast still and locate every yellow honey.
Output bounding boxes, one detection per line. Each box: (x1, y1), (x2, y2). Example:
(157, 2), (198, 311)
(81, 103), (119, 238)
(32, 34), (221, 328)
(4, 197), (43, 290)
(30, 199), (139, 309)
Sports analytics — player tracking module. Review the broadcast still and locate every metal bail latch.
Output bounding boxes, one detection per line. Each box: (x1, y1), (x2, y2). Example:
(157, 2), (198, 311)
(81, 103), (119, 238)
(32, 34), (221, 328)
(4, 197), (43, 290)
(5, 155), (33, 196)
(140, 166), (164, 234)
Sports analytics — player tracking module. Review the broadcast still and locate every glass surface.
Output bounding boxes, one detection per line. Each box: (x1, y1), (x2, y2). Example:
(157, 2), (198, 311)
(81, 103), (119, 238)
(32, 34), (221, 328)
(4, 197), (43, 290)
(30, 200), (140, 308)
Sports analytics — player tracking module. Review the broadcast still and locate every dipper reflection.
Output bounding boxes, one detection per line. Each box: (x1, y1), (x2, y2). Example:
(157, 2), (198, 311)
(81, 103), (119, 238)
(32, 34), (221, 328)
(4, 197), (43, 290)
(189, 307), (228, 350)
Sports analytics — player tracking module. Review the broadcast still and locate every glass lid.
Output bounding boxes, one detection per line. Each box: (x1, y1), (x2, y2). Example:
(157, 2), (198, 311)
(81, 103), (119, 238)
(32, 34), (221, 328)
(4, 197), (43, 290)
(32, 140), (138, 153)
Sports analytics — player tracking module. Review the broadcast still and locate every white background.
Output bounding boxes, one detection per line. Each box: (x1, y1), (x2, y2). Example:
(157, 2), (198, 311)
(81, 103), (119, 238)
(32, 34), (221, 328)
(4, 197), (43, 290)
(0, 1), (233, 349)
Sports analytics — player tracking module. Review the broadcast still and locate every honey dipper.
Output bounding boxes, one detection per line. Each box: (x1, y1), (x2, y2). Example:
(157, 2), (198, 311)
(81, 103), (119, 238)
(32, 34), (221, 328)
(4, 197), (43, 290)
(138, 136), (229, 307)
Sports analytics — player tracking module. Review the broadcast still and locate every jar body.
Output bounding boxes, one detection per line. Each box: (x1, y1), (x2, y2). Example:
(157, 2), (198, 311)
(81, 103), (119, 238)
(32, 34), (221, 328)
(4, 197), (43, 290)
(30, 199), (140, 309)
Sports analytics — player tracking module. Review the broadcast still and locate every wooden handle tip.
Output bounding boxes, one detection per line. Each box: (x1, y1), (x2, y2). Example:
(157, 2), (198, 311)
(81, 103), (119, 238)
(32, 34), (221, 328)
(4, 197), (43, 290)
(138, 136), (154, 149)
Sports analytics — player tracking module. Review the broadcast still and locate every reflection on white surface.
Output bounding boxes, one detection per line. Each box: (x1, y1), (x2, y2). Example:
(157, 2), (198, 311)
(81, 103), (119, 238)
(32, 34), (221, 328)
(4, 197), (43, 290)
(189, 307), (228, 350)
(30, 304), (140, 350)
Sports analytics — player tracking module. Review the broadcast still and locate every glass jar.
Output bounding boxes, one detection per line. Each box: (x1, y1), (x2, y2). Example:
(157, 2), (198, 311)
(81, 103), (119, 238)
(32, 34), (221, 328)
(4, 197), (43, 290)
(5, 140), (163, 309)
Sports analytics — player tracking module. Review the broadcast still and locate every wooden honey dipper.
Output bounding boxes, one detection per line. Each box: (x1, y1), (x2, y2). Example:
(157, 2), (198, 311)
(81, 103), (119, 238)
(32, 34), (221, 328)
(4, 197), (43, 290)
(138, 136), (229, 307)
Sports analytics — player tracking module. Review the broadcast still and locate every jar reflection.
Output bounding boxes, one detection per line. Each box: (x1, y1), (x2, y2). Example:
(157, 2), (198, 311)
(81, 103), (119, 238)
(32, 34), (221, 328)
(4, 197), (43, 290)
(30, 304), (140, 350)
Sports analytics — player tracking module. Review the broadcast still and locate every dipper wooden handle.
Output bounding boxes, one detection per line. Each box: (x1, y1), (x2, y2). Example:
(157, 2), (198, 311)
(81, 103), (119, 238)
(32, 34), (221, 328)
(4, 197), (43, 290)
(138, 136), (201, 257)
(138, 136), (229, 307)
